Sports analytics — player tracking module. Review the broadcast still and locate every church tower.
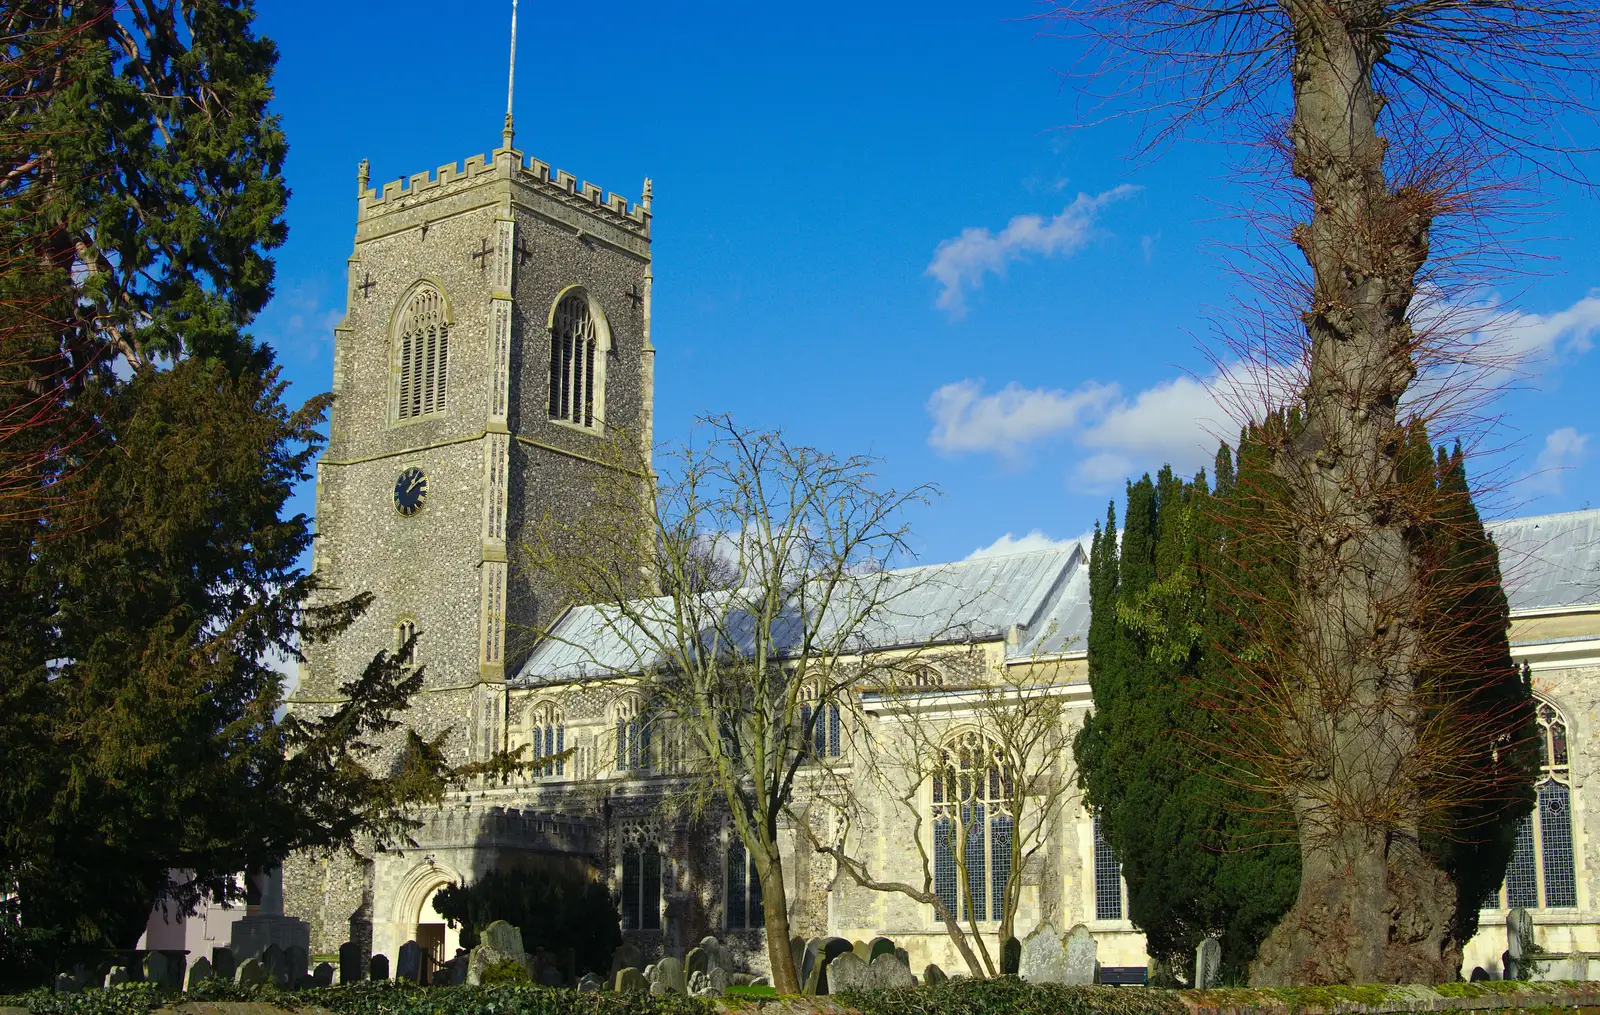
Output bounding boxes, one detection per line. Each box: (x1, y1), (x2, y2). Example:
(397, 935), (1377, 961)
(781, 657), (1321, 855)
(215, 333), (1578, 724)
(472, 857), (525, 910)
(297, 135), (654, 766)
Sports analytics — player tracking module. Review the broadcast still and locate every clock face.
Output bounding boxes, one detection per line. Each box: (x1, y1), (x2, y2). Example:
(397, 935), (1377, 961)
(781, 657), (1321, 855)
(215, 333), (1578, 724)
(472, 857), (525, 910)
(393, 467), (427, 517)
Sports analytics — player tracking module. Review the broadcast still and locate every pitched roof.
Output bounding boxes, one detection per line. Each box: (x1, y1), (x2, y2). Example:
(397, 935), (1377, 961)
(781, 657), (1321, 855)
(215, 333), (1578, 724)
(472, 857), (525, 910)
(1486, 509), (1600, 614)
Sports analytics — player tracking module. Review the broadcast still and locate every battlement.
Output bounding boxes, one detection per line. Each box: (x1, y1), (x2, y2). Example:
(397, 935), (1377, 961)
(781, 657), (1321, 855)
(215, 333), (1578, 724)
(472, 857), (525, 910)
(409, 803), (597, 856)
(358, 149), (651, 236)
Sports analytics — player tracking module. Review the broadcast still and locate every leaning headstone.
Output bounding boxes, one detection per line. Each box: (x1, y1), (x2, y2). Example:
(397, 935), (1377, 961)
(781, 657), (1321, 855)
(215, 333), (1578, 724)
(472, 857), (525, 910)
(396, 941), (421, 983)
(923, 963), (948, 986)
(790, 937), (807, 987)
(1194, 936), (1221, 989)
(868, 937), (896, 963)
(369, 954), (389, 982)
(313, 963), (334, 988)
(578, 972), (603, 992)
(1002, 936), (1022, 976)
(186, 956), (212, 991)
(235, 958), (268, 987)
(610, 944), (643, 977)
(615, 967), (648, 993)
(702, 936), (733, 975)
(1063, 924), (1097, 986)
(1018, 921), (1068, 984)
(1507, 907), (1533, 980)
(467, 921), (530, 986)
(868, 954), (916, 988)
(654, 955), (686, 995)
(707, 968), (729, 995)
(211, 947), (236, 983)
(826, 953), (870, 994)
(686, 947), (709, 977)
(104, 966), (132, 988)
(808, 936), (853, 995)
(339, 942), (363, 985)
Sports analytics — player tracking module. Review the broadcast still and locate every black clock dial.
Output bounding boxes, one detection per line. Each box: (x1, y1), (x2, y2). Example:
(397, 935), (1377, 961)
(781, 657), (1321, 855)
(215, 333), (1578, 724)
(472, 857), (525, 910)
(394, 467), (427, 516)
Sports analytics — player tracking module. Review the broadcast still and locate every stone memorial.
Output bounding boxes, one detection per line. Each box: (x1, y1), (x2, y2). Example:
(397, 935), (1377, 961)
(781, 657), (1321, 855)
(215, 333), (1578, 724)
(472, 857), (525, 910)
(1194, 937), (1221, 989)
(54, 972), (74, 994)
(649, 981), (669, 996)
(1063, 924), (1097, 986)
(339, 942), (363, 985)
(286, 946), (308, 984)
(869, 937), (896, 963)
(211, 948), (236, 983)
(467, 920), (529, 986)
(801, 936), (853, 995)
(1507, 907), (1533, 980)
(685, 947), (708, 977)
(578, 972), (603, 992)
(1018, 921), (1068, 984)
(187, 957), (212, 991)
(369, 954), (389, 982)
(229, 867), (310, 965)
(923, 963), (948, 986)
(653, 955), (686, 995)
(144, 952), (185, 991)
(396, 941), (422, 983)
(615, 967), (648, 992)
(314, 963), (335, 987)
(610, 944), (643, 977)
(235, 958), (268, 987)
(688, 971), (708, 996)
(104, 966), (132, 988)
(825, 952), (870, 993)
(869, 954), (916, 988)
(260, 945), (287, 987)
(707, 968), (729, 994)
(1002, 936), (1022, 976)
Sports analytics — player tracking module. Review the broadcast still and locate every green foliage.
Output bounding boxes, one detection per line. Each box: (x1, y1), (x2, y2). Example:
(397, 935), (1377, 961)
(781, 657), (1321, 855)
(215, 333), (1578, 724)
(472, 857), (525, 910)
(481, 960), (534, 986)
(839, 979), (1185, 1015)
(1, 983), (713, 1015)
(431, 869), (622, 977)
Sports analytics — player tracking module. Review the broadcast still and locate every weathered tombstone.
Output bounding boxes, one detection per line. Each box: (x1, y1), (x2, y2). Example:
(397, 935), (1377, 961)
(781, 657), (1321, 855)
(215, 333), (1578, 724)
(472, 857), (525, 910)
(396, 941), (422, 983)
(369, 954), (389, 982)
(923, 963), (948, 986)
(578, 972), (604, 992)
(1018, 921), (1068, 984)
(826, 953), (870, 994)
(1507, 907), (1533, 980)
(813, 936), (853, 994)
(481, 920), (524, 957)
(286, 945), (308, 984)
(54, 972), (75, 993)
(868, 954), (916, 989)
(1001, 936), (1022, 976)
(261, 944), (287, 987)
(313, 962), (334, 987)
(615, 967), (648, 993)
(894, 947), (910, 969)
(104, 966), (132, 988)
(1471, 967), (1491, 982)
(1063, 924), (1097, 986)
(610, 944), (643, 977)
(688, 971), (709, 996)
(700, 936), (732, 975)
(686, 947), (709, 977)
(706, 968), (728, 995)
(790, 937), (807, 987)
(211, 947), (236, 983)
(655, 955), (686, 995)
(852, 940), (872, 962)
(186, 956), (212, 991)
(868, 937), (896, 964)
(649, 981), (669, 996)
(339, 942), (362, 985)
(467, 921), (530, 986)
(1194, 936), (1222, 989)
(235, 958), (268, 987)
(144, 952), (184, 991)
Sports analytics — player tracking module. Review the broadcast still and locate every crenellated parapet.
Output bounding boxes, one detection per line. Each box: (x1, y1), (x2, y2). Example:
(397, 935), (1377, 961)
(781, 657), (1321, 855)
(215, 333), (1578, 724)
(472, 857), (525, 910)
(408, 803), (598, 857)
(357, 149), (651, 239)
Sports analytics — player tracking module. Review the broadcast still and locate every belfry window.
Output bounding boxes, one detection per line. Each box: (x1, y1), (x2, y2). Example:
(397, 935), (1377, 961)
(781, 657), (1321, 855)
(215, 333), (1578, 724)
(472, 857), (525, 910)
(549, 291), (599, 427)
(394, 621), (417, 667)
(930, 732), (1014, 923)
(396, 285), (449, 420)
(620, 846), (662, 931)
(1486, 697), (1577, 910)
(725, 834), (764, 930)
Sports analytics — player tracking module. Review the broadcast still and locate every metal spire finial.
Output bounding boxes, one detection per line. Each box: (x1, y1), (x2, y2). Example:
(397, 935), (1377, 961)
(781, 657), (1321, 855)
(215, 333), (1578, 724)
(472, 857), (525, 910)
(502, 0), (518, 149)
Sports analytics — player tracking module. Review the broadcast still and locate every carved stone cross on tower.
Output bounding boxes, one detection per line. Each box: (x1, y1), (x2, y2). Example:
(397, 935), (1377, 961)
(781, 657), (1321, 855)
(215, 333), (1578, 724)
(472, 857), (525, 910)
(471, 237), (492, 272)
(516, 237), (533, 264)
(623, 282), (644, 309)
(357, 273), (376, 299)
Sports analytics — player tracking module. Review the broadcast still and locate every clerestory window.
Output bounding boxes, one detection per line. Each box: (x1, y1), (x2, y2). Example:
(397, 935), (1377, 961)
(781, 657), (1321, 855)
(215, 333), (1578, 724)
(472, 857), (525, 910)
(614, 697), (655, 775)
(931, 731), (1014, 923)
(1486, 697), (1577, 910)
(549, 290), (602, 428)
(525, 703), (566, 779)
(395, 285), (449, 421)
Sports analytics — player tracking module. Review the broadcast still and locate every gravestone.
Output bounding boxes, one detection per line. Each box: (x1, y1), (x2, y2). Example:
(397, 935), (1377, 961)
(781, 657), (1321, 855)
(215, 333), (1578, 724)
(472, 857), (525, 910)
(825, 953), (870, 994)
(578, 972), (603, 992)
(649, 982), (669, 996)
(467, 920), (529, 986)
(868, 954), (916, 988)
(144, 952), (185, 991)
(707, 968), (728, 995)
(615, 967), (648, 993)
(653, 955), (686, 995)
(790, 937), (806, 986)
(803, 936), (852, 994)
(235, 958), (268, 987)
(313, 963), (334, 987)
(1507, 908), (1533, 980)
(54, 972), (74, 994)
(286, 946), (308, 984)
(187, 957), (212, 991)
(339, 942), (362, 985)
(369, 954), (389, 982)
(868, 937), (896, 963)
(261, 944), (287, 987)
(688, 971), (709, 996)
(1063, 924), (1097, 986)
(923, 963), (948, 986)
(211, 948), (236, 983)
(1470, 967), (1491, 982)
(686, 947), (708, 977)
(104, 966), (132, 988)
(1194, 936), (1221, 989)
(610, 944), (643, 977)
(1001, 936), (1022, 976)
(1018, 921), (1068, 984)
(396, 941), (422, 983)
(699, 936), (732, 975)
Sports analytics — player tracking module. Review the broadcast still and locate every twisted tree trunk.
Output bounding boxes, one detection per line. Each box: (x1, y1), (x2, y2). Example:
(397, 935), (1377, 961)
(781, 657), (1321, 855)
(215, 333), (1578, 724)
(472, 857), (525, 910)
(1250, 0), (1458, 985)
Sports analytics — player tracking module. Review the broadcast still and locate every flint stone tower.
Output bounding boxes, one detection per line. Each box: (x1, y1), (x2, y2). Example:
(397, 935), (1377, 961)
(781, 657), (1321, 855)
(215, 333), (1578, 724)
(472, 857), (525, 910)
(285, 136), (653, 957)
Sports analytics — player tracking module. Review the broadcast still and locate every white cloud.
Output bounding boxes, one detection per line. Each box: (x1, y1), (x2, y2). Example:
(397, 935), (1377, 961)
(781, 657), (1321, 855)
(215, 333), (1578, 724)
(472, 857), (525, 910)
(1073, 452), (1138, 492)
(967, 529), (1090, 559)
(926, 185), (1140, 317)
(1078, 374), (1230, 474)
(1532, 426), (1590, 494)
(1474, 292), (1600, 363)
(927, 378), (1117, 459)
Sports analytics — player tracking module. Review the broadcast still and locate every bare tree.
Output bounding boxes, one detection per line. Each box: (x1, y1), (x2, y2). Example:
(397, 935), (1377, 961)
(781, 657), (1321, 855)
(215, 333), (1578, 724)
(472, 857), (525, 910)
(1041, 0), (1599, 985)
(525, 416), (935, 994)
(801, 653), (1079, 979)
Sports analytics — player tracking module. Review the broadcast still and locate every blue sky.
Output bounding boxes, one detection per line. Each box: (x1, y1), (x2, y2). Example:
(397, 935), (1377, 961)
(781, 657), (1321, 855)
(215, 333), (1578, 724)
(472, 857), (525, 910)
(252, 1), (1600, 566)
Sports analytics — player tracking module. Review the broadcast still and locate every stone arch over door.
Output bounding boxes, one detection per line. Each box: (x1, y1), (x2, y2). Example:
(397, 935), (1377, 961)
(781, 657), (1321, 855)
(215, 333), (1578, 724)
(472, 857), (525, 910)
(373, 860), (467, 972)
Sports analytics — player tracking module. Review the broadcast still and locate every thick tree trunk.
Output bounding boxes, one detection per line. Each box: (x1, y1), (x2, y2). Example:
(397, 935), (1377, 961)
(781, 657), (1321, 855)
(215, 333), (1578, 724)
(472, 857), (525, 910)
(1252, 0), (1458, 985)
(756, 852), (802, 994)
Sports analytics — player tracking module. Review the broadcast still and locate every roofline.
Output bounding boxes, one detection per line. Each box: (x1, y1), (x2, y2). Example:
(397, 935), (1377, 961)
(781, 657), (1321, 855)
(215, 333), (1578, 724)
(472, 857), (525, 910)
(1487, 508), (1600, 528)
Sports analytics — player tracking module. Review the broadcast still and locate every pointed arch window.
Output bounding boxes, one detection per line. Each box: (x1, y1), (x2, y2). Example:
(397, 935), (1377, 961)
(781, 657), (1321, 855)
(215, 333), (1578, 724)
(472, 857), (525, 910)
(549, 291), (601, 427)
(930, 731), (1014, 923)
(1486, 697), (1577, 910)
(525, 702), (566, 779)
(395, 285), (449, 420)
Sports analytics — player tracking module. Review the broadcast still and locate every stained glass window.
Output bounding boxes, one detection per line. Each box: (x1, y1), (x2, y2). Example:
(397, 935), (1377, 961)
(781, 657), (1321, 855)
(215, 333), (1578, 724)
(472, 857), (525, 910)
(929, 733), (1012, 924)
(1486, 697), (1576, 911)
